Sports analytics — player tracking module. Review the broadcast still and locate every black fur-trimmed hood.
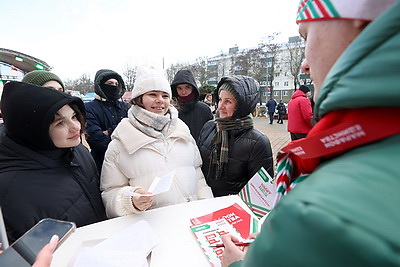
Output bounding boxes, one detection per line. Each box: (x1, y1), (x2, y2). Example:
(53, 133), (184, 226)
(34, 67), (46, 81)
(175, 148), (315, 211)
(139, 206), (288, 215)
(214, 75), (259, 119)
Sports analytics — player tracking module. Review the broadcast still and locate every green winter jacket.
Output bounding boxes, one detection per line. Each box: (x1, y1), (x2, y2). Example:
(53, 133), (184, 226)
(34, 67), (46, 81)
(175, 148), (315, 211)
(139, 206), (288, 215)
(232, 2), (400, 266)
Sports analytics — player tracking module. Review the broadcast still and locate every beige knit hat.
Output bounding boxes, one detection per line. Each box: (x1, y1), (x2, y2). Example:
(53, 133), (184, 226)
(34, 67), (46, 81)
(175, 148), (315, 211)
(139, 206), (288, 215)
(131, 66), (171, 99)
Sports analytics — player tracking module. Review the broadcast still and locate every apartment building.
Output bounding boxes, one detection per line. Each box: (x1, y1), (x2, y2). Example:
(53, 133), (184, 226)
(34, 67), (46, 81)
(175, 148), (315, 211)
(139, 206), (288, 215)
(205, 36), (306, 104)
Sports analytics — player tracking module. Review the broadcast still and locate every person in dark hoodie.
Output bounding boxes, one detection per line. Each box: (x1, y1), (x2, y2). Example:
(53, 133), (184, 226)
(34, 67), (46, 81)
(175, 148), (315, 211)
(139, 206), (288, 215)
(0, 82), (106, 243)
(171, 69), (213, 141)
(0, 70), (66, 139)
(85, 69), (128, 173)
(20, 70), (91, 150)
(198, 76), (274, 197)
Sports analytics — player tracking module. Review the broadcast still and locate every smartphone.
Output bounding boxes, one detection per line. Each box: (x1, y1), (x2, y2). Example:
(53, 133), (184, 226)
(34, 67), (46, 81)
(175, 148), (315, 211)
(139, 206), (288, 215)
(8, 218), (76, 265)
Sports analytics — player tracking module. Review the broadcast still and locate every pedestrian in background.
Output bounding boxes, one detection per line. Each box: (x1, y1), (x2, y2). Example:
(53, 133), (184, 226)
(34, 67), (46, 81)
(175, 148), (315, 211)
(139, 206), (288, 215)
(203, 93), (216, 113)
(101, 66), (213, 218)
(221, 0), (400, 266)
(198, 75), (274, 197)
(287, 85), (313, 140)
(276, 99), (286, 124)
(85, 69), (128, 173)
(0, 82), (106, 243)
(171, 69), (213, 142)
(265, 97), (277, 124)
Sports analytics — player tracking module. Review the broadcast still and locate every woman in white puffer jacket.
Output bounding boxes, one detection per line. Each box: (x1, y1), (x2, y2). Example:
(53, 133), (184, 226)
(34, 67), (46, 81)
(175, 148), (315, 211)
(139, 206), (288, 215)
(100, 66), (213, 218)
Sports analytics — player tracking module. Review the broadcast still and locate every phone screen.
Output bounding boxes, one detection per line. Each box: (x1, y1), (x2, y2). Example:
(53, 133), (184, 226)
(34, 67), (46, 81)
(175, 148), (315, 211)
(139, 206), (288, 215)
(0, 247), (31, 267)
(10, 218), (76, 265)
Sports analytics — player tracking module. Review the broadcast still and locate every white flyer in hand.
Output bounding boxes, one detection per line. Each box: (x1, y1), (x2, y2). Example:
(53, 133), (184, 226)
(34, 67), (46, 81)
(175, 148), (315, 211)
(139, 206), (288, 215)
(127, 171), (175, 197)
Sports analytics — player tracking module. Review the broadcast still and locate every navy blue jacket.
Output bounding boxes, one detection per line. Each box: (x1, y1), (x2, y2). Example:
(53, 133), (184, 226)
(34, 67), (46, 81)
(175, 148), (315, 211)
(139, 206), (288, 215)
(85, 99), (128, 172)
(266, 99), (277, 113)
(85, 69), (128, 173)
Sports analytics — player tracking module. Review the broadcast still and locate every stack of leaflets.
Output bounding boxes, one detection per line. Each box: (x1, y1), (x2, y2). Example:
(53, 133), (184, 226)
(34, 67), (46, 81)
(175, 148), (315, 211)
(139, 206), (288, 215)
(238, 167), (276, 219)
(190, 218), (242, 267)
(190, 203), (260, 238)
(190, 167), (276, 266)
(190, 203), (260, 267)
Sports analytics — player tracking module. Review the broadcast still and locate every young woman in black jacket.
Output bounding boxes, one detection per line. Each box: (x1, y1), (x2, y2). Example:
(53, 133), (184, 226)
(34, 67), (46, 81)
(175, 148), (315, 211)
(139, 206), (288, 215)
(0, 82), (106, 243)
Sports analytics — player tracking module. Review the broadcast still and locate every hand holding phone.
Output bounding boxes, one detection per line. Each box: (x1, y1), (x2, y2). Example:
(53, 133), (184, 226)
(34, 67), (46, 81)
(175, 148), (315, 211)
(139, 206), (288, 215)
(0, 236), (58, 267)
(32, 235), (59, 267)
(1, 218), (75, 266)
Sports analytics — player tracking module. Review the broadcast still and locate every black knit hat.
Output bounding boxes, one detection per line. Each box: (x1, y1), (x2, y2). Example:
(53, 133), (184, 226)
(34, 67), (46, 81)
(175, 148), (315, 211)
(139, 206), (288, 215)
(22, 70), (65, 91)
(299, 85), (310, 93)
(1, 81), (84, 150)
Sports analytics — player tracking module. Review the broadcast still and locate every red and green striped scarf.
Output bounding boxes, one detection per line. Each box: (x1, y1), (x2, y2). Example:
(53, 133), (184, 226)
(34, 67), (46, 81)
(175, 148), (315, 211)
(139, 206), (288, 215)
(274, 107), (400, 205)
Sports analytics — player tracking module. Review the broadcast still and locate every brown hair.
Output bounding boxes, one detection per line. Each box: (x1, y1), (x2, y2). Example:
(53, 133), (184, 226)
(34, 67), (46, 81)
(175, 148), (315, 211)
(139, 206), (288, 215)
(130, 96), (144, 108)
(68, 102), (86, 134)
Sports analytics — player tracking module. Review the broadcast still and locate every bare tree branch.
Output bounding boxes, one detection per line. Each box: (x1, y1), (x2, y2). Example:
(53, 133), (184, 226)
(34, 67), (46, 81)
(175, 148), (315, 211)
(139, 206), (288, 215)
(123, 65), (137, 91)
(285, 36), (305, 90)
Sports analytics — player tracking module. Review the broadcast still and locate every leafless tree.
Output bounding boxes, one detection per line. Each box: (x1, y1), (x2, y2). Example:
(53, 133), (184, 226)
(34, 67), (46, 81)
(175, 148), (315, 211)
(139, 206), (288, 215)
(260, 32), (281, 98)
(166, 58), (214, 95)
(232, 51), (250, 76)
(165, 63), (187, 83)
(123, 65), (137, 91)
(246, 46), (265, 104)
(64, 73), (93, 94)
(189, 57), (209, 88)
(285, 36), (305, 90)
(246, 46), (264, 84)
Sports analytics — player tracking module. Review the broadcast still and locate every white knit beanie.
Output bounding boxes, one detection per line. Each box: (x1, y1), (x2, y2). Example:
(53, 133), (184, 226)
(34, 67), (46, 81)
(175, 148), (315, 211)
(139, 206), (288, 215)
(131, 66), (171, 99)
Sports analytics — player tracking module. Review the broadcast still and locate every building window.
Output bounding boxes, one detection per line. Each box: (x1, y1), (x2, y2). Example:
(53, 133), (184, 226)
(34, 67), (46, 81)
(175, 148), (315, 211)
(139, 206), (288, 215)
(283, 91), (288, 96)
(275, 82), (279, 87)
(284, 81), (289, 86)
(274, 91), (279, 97)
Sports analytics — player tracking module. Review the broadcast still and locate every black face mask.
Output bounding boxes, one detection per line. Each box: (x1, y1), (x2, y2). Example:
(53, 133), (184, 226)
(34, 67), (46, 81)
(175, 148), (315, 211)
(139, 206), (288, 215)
(100, 84), (120, 102)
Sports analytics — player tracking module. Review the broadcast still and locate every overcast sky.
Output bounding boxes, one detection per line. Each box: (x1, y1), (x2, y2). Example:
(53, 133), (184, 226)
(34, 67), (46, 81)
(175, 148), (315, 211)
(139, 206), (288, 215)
(2, 0), (299, 81)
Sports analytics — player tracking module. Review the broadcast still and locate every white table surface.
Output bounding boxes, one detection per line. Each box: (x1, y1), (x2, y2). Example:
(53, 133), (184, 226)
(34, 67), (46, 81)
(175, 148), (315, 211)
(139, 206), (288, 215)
(51, 195), (252, 267)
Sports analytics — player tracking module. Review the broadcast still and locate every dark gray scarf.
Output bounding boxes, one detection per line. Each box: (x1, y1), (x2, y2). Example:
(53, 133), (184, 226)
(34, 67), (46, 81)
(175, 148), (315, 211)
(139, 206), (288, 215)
(210, 115), (254, 180)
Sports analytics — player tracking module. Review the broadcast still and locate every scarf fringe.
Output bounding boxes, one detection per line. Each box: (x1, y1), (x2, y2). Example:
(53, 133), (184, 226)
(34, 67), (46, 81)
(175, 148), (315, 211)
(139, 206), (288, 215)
(209, 115), (254, 180)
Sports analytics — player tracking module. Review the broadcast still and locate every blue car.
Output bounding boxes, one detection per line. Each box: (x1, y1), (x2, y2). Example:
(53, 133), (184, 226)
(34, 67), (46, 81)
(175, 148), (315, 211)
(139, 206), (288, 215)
(82, 92), (95, 103)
